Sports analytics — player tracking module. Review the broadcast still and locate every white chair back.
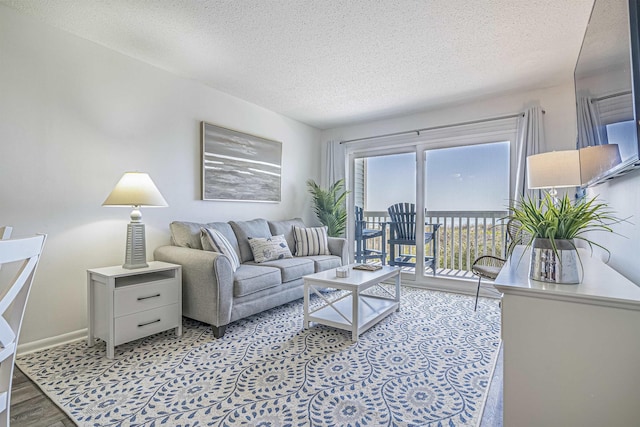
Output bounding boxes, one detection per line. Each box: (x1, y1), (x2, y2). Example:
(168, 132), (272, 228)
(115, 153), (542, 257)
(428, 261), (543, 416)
(0, 229), (10, 241)
(0, 233), (45, 427)
(0, 229), (11, 272)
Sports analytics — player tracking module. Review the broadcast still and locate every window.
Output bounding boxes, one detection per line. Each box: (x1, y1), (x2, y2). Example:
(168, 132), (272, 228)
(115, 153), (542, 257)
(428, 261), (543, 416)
(425, 141), (510, 211)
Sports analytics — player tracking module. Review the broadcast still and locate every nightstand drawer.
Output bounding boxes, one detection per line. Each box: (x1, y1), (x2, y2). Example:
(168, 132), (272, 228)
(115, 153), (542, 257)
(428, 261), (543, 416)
(114, 279), (180, 317)
(114, 303), (180, 346)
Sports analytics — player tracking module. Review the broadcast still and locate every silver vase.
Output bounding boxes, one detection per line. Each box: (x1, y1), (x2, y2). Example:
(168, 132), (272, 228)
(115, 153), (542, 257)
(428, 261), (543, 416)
(529, 238), (580, 284)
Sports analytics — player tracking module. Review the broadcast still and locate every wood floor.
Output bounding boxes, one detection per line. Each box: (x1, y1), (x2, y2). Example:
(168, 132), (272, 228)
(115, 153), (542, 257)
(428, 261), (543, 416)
(10, 368), (74, 427)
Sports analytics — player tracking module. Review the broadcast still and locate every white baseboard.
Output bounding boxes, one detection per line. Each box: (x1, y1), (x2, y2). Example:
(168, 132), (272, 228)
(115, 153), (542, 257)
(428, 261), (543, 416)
(18, 328), (87, 356)
(382, 275), (501, 298)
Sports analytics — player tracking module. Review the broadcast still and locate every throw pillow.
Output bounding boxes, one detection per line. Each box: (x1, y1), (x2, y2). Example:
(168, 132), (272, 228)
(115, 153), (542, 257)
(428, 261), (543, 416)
(293, 225), (331, 256)
(200, 232), (215, 252)
(201, 227), (241, 271)
(248, 235), (293, 263)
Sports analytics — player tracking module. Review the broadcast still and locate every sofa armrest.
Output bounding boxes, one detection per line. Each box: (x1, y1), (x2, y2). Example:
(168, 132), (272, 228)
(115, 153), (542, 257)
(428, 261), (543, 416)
(153, 245), (234, 327)
(327, 237), (348, 266)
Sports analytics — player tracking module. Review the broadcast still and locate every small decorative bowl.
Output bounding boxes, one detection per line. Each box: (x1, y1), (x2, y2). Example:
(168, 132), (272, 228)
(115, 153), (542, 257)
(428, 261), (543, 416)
(336, 267), (350, 278)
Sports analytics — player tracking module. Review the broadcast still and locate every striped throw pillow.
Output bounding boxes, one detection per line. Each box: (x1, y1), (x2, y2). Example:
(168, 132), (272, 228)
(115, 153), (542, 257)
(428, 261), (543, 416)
(293, 226), (331, 256)
(201, 227), (241, 271)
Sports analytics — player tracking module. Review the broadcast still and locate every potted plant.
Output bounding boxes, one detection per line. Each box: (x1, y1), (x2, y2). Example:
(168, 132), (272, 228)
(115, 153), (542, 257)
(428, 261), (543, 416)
(306, 179), (348, 237)
(508, 193), (620, 283)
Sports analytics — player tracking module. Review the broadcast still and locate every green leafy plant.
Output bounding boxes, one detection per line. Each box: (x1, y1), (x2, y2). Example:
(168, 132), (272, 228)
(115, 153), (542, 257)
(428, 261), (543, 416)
(508, 192), (621, 256)
(306, 179), (348, 237)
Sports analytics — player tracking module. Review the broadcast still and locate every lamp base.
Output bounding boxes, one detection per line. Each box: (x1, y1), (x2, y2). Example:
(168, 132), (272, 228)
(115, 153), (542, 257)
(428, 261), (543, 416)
(123, 223), (148, 269)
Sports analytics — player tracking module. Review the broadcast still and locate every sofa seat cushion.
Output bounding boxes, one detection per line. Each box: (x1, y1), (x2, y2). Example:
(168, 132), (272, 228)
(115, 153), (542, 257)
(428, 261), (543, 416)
(306, 255), (342, 272)
(247, 257), (314, 283)
(233, 264), (282, 297)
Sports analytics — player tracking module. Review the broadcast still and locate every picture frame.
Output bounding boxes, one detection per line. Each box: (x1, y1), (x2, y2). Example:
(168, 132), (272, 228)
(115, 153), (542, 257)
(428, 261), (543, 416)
(201, 121), (282, 202)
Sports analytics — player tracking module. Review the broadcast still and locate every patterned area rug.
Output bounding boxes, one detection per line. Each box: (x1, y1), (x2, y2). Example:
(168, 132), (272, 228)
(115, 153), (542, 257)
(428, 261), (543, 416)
(17, 287), (501, 426)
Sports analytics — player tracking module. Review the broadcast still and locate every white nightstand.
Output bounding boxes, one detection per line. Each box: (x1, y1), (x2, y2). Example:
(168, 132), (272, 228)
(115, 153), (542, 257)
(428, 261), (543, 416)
(87, 261), (182, 359)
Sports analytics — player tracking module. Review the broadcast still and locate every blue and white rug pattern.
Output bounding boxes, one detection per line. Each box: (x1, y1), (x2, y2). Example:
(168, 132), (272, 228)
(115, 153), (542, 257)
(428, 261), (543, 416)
(17, 287), (500, 426)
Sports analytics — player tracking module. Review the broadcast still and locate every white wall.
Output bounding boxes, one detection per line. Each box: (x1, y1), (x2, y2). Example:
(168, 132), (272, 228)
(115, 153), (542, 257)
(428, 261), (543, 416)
(0, 4), (321, 349)
(321, 83), (578, 152)
(585, 170), (640, 284)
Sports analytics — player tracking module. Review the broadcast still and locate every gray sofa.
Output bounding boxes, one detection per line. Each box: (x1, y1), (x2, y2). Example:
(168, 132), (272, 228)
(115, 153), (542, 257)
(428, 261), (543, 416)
(153, 218), (348, 338)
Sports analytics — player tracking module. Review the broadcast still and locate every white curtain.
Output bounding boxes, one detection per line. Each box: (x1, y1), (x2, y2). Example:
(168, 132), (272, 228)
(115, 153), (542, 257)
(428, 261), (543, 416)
(576, 95), (603, 148)
(323, 139), (346, 187)
(513, 106), (545, 201)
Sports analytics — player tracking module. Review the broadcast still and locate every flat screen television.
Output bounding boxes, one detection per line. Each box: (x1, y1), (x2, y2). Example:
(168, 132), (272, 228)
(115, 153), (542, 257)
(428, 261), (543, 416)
(575, 0), (640, 186)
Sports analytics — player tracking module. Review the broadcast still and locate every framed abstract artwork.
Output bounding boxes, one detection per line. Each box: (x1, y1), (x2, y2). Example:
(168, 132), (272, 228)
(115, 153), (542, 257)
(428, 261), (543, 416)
(201, 122), (282, 202)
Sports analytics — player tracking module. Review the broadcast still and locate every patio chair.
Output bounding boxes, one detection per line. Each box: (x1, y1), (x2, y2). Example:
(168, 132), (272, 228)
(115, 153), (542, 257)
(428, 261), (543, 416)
(471, 219), (525, 310)
(354, 206), (386, 265)
(0, 232), (46, 427)
(387, 203), (440, 275)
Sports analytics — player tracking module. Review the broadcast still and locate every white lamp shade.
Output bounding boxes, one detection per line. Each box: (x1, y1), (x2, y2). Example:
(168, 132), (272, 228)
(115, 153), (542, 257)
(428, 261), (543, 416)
(102, 172), (168, 207)
(579, 144), (622, 185)
(527, 150), (582, 189)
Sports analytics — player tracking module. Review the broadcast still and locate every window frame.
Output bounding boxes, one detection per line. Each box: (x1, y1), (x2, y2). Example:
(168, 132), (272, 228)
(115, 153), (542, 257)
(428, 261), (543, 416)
(345, 117), (519, 286)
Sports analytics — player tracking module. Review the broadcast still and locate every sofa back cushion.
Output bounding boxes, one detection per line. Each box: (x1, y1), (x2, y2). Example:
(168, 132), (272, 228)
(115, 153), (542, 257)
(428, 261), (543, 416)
(268, 218), (306, 255)
(229, 219), (272, 262)
(170, 221), (205, 249)
(171, 221), (242, 256)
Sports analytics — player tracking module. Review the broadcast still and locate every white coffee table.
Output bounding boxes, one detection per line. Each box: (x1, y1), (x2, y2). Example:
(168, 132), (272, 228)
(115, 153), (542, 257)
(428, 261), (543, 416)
(303, 264), (401, 341)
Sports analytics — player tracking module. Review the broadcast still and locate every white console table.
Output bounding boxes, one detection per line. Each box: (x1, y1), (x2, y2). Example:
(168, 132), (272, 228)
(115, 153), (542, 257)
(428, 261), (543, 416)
(494, 246), (640, 427)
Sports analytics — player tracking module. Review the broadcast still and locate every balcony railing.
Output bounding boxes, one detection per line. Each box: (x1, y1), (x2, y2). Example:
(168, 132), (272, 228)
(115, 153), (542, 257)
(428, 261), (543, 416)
(359, 210), (509, 277)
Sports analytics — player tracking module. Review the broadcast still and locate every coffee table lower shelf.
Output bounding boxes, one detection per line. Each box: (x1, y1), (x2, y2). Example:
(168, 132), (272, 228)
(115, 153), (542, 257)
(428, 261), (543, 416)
(307, 295), (398, 338)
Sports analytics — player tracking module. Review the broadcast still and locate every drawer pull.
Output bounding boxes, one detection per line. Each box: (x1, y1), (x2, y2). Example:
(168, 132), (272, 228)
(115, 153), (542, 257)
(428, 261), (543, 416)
(138, 319), (161, 328)
(137, 293), (161, 301)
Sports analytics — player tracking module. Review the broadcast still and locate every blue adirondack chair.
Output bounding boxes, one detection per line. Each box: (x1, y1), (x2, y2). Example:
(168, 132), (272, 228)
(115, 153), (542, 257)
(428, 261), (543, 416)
(387, 203), (440, 275)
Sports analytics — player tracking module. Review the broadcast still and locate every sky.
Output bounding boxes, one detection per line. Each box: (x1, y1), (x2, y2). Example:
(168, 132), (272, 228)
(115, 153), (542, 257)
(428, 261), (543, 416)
(365, 142), (510, 212)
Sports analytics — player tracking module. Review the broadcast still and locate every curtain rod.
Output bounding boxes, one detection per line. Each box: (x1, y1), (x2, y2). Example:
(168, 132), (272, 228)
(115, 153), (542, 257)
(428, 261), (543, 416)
(591, 90), (632, 102)
(339, 111), (542, 145)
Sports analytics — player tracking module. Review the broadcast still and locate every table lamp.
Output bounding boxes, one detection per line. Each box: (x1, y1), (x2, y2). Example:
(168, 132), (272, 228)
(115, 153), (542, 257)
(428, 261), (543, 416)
(526, 150), (581, 204)
(103, 172), (168, 269)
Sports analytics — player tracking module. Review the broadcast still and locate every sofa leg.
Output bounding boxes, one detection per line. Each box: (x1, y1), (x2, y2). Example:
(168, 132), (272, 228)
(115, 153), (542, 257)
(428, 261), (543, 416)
(212, 325), (226, 338)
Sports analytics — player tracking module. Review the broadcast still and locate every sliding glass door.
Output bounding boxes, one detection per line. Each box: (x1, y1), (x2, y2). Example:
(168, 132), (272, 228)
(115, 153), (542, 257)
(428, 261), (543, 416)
(352, 151), (417, 278)
(421, 142), (510, 280)
(348, 134), (513, 287)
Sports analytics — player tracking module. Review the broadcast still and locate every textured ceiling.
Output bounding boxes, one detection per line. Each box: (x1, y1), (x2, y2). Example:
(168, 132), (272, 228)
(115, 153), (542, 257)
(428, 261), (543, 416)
(1, 0), (595, 129)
